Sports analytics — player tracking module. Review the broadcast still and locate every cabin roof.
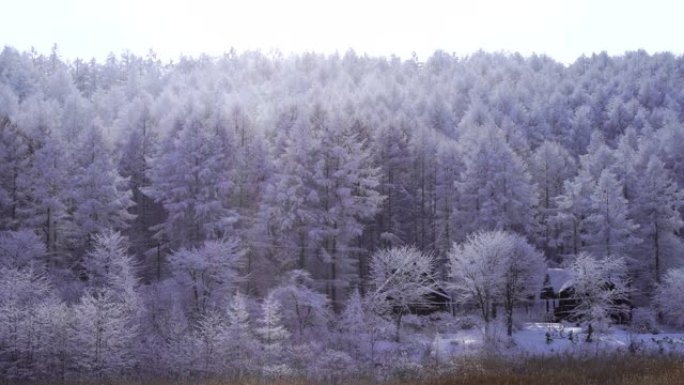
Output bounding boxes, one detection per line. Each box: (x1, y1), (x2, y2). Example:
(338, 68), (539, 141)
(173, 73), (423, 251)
(547, 268), (572, 294)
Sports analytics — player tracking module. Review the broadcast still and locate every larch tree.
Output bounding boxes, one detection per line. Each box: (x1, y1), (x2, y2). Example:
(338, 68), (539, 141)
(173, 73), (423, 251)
(83, 230), (139, 304)
(434, 140), (462, 263)
(224, 292), (256, 374)
(271, 270), (330, 343)
(70, 124), (134, 249)
(258, 112), (320, 275)
(631, 154), (684, 288)
(584, 170), (640, 261)
(256, 292), (291, 374)
(72, 290), (138, 377)
(194, 310), (228, 375)
(455, 126), (537, 239)
(0, 105), (30, 230)
(553, 169), (594, 258)
(529, 141), (577, 257)
(0, 267), (59, 379)
(306, 103), (383, 311)
(116, 93), (163, 280)
(655, 267), (684, 327)
(146, 96), (237, 251)
(371, 118), (414, 249)
(73, 230), (140, 378)
(337, 288), (367, 361)
(169, 238), (245, 318)
(0, 229), (46, 271)
(408, 127), (439, 251)
(20, 128), (70, 256)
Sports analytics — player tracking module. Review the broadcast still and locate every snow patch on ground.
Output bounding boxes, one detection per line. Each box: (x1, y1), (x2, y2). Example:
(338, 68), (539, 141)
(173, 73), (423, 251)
(430, 322), (684, 359)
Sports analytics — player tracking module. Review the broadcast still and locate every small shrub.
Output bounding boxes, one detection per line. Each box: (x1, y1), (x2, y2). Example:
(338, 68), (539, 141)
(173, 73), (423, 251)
(630, 307), (659, 334)
(455, 315), (480, 330)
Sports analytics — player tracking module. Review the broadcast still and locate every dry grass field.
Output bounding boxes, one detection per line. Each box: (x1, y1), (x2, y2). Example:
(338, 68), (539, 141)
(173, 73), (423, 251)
(4, 354), (683, 385)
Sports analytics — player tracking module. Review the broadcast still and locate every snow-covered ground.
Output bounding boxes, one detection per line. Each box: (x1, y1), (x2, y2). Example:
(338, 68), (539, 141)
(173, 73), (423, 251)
(431, 322), (684, 358)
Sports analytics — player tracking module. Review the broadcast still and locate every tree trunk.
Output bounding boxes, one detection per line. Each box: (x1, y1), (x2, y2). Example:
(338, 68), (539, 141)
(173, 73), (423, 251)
(395, 313), (403, 342)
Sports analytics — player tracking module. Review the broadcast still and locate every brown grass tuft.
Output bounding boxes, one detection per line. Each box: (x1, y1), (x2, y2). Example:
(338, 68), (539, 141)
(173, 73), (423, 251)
(3, 354), (683, 385)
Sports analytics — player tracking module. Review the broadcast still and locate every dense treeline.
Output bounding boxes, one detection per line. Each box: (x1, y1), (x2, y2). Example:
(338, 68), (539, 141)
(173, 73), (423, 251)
(1, 46), (684, 380)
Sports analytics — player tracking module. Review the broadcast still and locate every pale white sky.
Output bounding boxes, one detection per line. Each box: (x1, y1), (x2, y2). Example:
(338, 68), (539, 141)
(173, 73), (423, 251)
(1, 0), (682, 64)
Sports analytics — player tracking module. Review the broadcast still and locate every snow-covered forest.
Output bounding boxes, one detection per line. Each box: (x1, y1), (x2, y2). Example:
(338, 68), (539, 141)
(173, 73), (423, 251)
(1, 45), (684, 381)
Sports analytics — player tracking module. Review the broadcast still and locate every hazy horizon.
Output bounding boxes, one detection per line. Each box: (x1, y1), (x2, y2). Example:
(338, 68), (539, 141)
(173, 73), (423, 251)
(3, 0), (683, 64)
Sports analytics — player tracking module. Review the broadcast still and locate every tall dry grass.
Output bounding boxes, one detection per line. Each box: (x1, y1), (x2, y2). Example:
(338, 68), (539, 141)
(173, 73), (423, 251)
(3, 354), (683, 385)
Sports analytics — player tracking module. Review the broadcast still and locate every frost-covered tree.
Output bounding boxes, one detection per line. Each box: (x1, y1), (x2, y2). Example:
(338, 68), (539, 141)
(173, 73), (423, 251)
(155, 301), (193, 376)
(36, 301), (75, 380)
(19, 129), (70, 255)
(73, 230), (140, 378)
(116, 94), (163, 277)
(579, 131), (617, 182)
(369, 246), (435, 341)
(147, 99), (237, 250)
(72, 289), (138, 377)
(501, 234), (546, 336)
(271, 270), (330, 342)
(553, 170), (593, 258)
(169, 238), (245, 317)
(0, 229), (46, 270)
(0, 113), (29, 230)
(224, 292), (257, 374)
(631, 155), (684, 287)
(585, 170), (640, 260)
(256, 292), (290, 373)
(456, 126), (537, 239)
(566, 253), (629, 328)
(529, 141), (577, 256)
(449, 231), (508, 329)
(70, 124), (134, 248)
(449, 231), (545, 336)
(307, 104), (384, 310)
(337, 288), (367, 360)
(4, 44), (684, 380)
(194, 310), (227, 375)
(263, 103), (382, 308)
(408, 127), (439, 251)
(655, 267), (684, 327)
(258, 114), (320, 274)
(372, 120), (414, 248)
(0, 267), (59, 379)
(83, 230), (138, 304)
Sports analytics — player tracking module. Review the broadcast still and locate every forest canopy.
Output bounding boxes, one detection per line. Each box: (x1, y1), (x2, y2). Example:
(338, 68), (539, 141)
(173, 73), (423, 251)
(1, 46), (684, 380)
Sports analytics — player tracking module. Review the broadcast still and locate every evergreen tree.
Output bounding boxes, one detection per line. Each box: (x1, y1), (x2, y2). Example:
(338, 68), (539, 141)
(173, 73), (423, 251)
(585, 170), (640, 260)
(19, 129), (70, 255)
(169, 238), (245, 317)
(655, 267), (684, 327)
(529, 141), (577, 257)
(117, 94), (163, 280)
(147, 98), (237, 250)
(456, 126), (537, 239)
(72, 290), (138, 377)
(71, 125), (134, 248)
(338, 289), (367, 360)
(256, 292), (290, 374)
(0, 115), (29, 230)
(225, 292), (256, 374)
(631, 155), (684, 287)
